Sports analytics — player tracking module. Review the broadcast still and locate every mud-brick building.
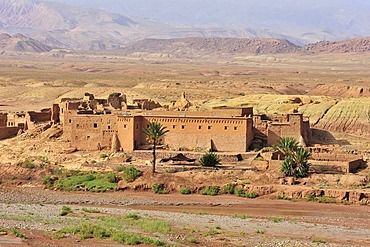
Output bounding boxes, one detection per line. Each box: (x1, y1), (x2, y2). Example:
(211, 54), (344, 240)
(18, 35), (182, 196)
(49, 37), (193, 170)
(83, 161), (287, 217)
(117, 110), (254, 152)
(253, 113), (311, 146)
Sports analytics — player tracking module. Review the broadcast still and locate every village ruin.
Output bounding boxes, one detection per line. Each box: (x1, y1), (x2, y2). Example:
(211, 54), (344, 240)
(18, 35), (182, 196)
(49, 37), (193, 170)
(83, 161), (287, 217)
(0, 92), (365, 175)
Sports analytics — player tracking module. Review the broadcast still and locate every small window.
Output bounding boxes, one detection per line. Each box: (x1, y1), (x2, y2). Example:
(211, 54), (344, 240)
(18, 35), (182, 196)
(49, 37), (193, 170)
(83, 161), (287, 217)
(172, 125), (176, 129)
(198, 126), (202, 130)
(69, 119), (72, 124)
(224, 126), (228, 130)
(182, 125), (185, 129)
(124, 124), (127, 128)
(234, 126), (238, 131)
(147, 125), (149, 128)
(108, 125), (111, 130)
(87, 136), (90, 140)
(208, 126), (212, 130)
(76, 124), (79, 128)
(93, 123), (98, 128)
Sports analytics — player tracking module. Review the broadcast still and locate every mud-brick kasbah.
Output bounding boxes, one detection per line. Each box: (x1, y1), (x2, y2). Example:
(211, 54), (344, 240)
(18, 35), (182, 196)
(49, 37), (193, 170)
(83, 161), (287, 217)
(0, 92), (366, 173)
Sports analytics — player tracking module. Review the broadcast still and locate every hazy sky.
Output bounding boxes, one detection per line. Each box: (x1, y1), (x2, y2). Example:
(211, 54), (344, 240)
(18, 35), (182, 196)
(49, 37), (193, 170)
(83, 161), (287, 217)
(47, 0), (370, 34)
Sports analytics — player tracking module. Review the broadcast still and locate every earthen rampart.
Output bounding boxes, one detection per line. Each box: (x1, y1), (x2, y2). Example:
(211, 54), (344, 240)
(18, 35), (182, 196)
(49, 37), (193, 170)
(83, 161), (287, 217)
(0, 113), (7, 127)
(0, 126), (19, 140)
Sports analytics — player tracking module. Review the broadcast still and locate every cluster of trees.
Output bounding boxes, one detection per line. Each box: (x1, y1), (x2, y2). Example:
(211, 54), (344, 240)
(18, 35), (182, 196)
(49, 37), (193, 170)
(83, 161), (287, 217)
(277, 136), (311, 178)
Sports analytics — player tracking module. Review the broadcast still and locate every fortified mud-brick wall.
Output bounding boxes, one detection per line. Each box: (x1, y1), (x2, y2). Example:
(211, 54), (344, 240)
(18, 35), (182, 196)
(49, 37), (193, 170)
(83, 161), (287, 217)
(117, 116), (137, 151)
(267, 114), (304, 146)
(64, 114), (118, 150)
(0, 126), (19, 140)
(137, 116), (253, 152)
(0, 113), (7, 127)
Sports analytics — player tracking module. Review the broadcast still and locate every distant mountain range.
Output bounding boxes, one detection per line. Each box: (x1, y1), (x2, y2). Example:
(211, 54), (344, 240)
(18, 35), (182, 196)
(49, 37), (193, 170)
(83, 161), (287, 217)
(2, 33), (370, 56)
(3, 0), (370, 51)
(47, 0), (370, 44)
(0, 0), (297, 50)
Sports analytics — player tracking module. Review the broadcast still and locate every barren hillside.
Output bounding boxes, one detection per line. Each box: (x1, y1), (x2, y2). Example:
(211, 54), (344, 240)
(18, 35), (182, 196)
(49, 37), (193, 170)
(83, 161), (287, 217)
(301, 37), (370, 54)
(0, 33), (52, 53)
(121, 37), (300, 56)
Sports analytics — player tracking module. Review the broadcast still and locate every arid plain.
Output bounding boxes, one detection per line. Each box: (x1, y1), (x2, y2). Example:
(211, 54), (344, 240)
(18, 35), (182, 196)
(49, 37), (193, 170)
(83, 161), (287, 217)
(0, 51), (370, 246)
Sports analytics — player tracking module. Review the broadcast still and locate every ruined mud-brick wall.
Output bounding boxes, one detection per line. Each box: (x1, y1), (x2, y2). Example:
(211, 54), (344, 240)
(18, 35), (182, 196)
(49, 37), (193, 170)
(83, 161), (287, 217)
(311, 153), (363, 162)
(267, 114), (307, 146)
(310, 153), (364, 173)
(0, 113), (7, 127)
(118, 115), (254, 152)
(26, 109), (52, 130)
(0, 126), (19, 140)
(63, 113), (118, 150)
(6, 112), (26, 128)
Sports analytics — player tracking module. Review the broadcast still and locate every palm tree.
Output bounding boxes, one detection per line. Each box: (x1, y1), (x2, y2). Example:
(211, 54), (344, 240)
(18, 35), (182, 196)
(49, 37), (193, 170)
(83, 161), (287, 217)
(143, 121), (169, 175)
(277, 136), (311, 178)
(277, 136), (298, 156)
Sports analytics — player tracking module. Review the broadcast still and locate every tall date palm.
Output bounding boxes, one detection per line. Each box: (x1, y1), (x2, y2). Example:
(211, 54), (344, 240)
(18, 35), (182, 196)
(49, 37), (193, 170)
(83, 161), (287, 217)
(143, 122), (169, 175)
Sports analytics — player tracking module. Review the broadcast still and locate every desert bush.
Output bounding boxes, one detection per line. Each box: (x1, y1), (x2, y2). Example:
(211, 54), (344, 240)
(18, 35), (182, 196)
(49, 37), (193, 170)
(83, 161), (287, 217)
(54, 172), (118, 192)
(200, 152), (220, 167)
(60, 206), (73, 216)
(82, 208), (100, 213)
(234, 188), (258, 198)
(125, 213), (141, 220)
(11, 228), (24, 238)
(200, 186), (220, 196)
(105, 172), (119, 183)
(122, 166), (142, 182)
(99, 153), (109, 159)
(179, 187), (192, 195)
(23, 160), (36, 169)
(152, 183), (167, 194)
(41, 175), (58, 189)
(222, 183), (235, 194)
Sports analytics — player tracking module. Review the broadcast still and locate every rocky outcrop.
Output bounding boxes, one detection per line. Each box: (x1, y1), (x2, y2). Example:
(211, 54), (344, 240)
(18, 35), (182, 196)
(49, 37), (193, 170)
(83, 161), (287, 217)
(301, 37), (370, 54)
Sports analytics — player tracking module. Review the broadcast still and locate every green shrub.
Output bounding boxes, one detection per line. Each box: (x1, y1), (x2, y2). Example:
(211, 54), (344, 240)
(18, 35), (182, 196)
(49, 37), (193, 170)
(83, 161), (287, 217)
(234, 188), (246, 197)
(180, 187), (192, 195)
(200, 186), (220, 196)
(81, 208), (100, 213)
(11, 228), (24, 238)
(100, 153), (109, 159)
(187, 237), (198, 244)
(152, 183), (167, 194)
(23, 160), (35, 169)
(234, 188), (258, 198)
(200, 152), (220, 167)
(222, 183), (235, 194)
(54, 173), (117, 192)
(105, 172), (119, 183)
(122, 166), (142, 182)
(125, 213), (141, 220)
(41, 175), (53, 188)
(245, 191), (258, 198)
(60, 206), (73, 216)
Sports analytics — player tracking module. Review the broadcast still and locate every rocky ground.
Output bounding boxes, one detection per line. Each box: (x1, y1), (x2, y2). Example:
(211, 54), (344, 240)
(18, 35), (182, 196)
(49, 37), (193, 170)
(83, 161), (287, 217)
(0, 186), (369, 247)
